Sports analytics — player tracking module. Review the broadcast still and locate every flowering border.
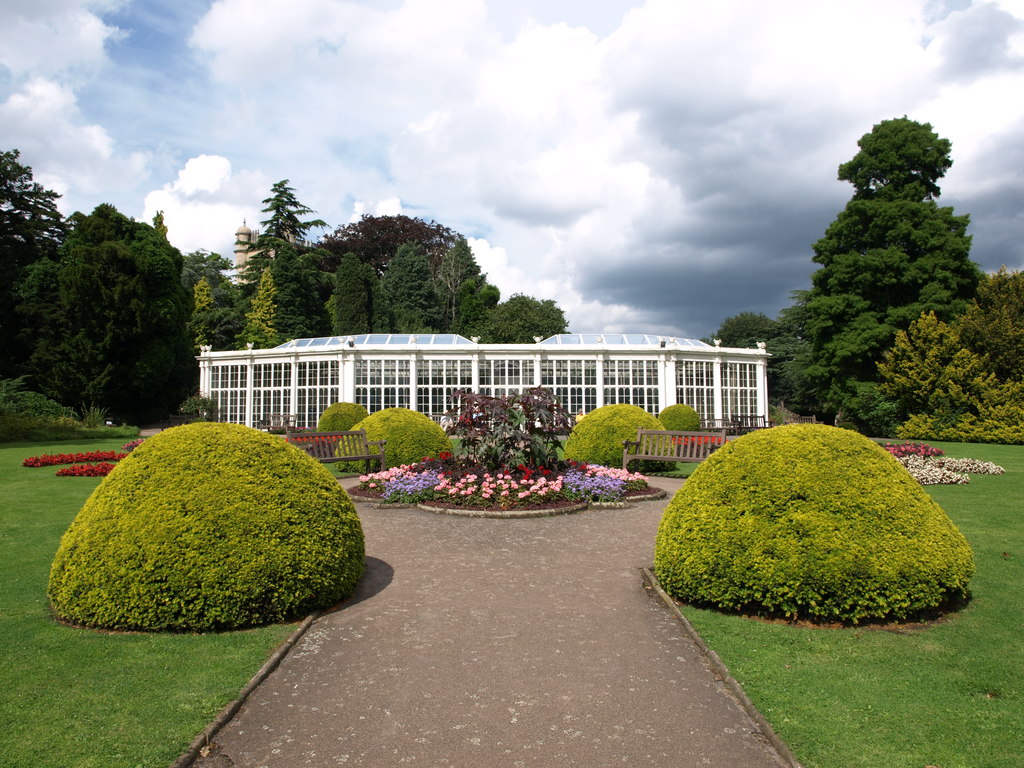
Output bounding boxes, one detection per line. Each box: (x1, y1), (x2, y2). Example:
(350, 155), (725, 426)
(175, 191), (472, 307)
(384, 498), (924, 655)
(350, 460), (654, 511)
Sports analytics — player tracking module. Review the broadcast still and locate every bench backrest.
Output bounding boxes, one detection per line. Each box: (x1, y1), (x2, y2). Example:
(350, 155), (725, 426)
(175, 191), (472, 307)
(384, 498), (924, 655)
(630, 429), (727, 461)
(286, 430), (374, 461)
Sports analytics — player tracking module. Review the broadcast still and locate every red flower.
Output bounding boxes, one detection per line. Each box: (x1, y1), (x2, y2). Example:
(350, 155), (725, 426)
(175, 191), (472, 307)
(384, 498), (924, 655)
(24, 451), (127, 467)
(55, 462), (117, 477)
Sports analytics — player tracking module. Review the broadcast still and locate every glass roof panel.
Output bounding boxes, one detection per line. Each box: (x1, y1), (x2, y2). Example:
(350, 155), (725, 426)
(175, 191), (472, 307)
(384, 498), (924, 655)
(536, 334), (714, 348)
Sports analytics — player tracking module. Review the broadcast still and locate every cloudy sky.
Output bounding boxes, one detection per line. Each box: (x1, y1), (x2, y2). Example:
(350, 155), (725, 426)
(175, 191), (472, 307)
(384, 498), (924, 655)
(2, 0), (1023, 338)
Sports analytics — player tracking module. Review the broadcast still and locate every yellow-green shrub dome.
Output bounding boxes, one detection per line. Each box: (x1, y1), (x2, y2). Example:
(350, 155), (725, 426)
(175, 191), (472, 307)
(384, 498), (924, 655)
(655, 424), (974, 623)
(47, 423), (365, 632)
(658, 404), (701, 431)
(351, 408), (452, 468)
(318, 401), (369, 431)
(564, 403), (669, 471)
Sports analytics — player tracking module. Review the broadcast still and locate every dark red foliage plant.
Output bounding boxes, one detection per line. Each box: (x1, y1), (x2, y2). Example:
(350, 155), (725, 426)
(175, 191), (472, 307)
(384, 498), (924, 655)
(444, 387), (575, 471)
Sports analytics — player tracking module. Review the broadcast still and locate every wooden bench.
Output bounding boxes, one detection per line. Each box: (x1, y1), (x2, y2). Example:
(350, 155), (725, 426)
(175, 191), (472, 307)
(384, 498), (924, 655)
(285, 430), (387, 472)
(702, 415), (772, 435)
(257, 413), (296, 432)
(622, 429), (727, 470)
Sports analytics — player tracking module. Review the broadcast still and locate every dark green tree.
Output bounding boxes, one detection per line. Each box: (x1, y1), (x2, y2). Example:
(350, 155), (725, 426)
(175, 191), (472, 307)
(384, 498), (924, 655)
(181, 249), (235, 300)
(25, 204), (194, 424)
(1, 150), (66, 378)
(238, 180), (327, 290)
(379, 242), (439, 332)
(271, 244), (328, 340)
(434, 237), (482, 332)
(481, 294), (568, 343)
(258, 179), (327, 245)
(804, 117), (980, 409)
(708, 311), (777, 347)
(455, 279), (501, 337)
(332, 252), (377, 334)
(180, 249), (243, 350)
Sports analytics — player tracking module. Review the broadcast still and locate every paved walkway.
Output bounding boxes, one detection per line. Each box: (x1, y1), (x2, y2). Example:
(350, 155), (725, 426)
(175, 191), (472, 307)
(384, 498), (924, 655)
(195, 479), (791, 768)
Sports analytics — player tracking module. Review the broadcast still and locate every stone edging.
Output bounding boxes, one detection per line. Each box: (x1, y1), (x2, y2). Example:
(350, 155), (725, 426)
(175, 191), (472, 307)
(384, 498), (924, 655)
(349, 487), (668, 515)
(169, 612), (321, 768)
(416, 501), (590, 518)
(639, 568), (804, 768)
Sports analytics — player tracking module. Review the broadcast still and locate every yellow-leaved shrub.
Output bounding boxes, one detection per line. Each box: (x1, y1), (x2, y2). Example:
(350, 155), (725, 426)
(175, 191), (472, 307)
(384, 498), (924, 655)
(564, 403), (670, 471)
(654, 424), (974, 623)
(48, 422), (365, 632)
(347, 408), (452, 469)
(317, 401), (369, 432)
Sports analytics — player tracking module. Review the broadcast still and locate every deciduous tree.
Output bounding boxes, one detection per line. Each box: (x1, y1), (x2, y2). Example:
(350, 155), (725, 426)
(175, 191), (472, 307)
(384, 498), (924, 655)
(482, 294), (568, 343)
(804, 117), (980, 409)
(319, 214), (459, 275)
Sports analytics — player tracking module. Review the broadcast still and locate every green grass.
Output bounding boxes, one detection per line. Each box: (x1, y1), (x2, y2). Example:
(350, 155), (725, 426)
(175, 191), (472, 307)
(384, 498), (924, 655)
(675, 441), (1024, 768)
(0, 439), (297, 768)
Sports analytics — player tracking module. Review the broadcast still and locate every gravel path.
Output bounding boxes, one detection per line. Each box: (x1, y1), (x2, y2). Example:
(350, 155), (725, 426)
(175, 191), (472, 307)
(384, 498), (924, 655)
(196, 479), (791, 768)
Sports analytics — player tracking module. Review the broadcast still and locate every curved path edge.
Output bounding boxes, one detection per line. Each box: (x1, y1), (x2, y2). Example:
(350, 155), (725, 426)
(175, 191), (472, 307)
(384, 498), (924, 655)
(640, 568), (804, 768)
(169, 612), (322, 768)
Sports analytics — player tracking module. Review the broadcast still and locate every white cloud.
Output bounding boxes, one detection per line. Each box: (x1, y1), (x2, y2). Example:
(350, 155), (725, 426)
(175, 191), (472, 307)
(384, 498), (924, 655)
(0, 0), (124, 80)
(0, 77), (149, 207)
(5, 0), (1024, 338)
(142, 156), (268, 257)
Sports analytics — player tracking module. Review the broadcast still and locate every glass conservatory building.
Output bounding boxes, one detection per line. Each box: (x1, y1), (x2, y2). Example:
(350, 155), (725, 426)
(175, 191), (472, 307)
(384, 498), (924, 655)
(197, 334), (770, 430)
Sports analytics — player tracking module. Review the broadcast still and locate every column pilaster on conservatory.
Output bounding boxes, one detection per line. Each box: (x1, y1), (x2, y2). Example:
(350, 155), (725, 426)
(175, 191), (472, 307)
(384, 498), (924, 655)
(244, 351), (255, 428)
(408, 355), (418, 411)
(658, 354), (674, 412)
(290, 354), (299, 422)
(340, 353), (356, 404)
(595, 357), (606, 409)
(197, 348), (212, 397)
(712, 355), (723, 421)
(756, 346), (769, 418)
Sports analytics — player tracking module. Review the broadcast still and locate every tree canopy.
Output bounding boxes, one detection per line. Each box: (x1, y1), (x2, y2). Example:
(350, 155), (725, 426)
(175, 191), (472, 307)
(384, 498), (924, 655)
(319, 214), (459, 275)
(24, 204), (194, 423)
(803, 117), (980, 410)
(880, 268), (1024, 443)
(482, 294), (568, 343)
(1, 150), (66, 379)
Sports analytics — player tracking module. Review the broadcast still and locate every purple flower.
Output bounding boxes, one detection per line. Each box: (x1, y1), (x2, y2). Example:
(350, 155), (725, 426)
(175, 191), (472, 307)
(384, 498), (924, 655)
(382, 470), (441, 502)
(562, 470), (625, 502)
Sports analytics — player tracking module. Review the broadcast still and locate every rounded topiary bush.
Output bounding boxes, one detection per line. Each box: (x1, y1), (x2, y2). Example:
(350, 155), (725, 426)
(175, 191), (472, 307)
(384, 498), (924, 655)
(318, 401), (369, 432)
(655, 424), (974, 624)
(658, 404), (701, 431)
(349, 408), (452, 469)
(564, 403), (670, 471)
(47, 422), (365, 632)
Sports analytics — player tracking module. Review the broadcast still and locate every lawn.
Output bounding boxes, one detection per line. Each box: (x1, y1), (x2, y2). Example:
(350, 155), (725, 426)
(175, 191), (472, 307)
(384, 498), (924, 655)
(0, 439), (297, 768)
(3, 437), (1020, 766)
(675, 441), (1023, 768)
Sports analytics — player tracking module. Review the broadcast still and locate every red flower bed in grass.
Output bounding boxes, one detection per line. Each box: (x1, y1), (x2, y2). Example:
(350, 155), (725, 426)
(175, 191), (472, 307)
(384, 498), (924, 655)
(55, 463), (118, 477)
(22, 451), (128, 467)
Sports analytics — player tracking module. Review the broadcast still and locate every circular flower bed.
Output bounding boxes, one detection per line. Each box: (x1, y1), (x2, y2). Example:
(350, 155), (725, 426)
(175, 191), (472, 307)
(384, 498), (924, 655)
(348, 455), (662, 514)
